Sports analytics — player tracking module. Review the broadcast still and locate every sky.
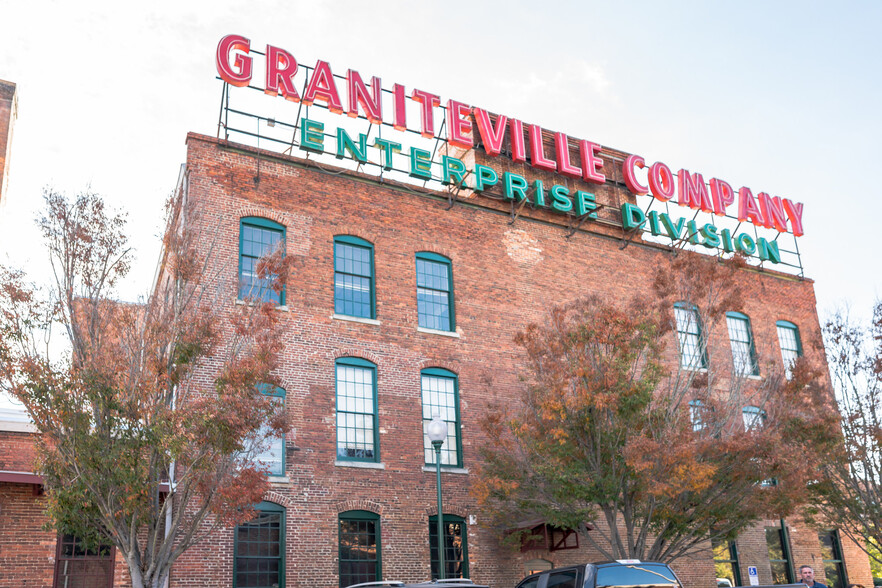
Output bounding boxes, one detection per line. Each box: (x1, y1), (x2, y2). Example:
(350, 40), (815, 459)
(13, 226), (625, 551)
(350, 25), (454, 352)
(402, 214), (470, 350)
(0, 1), (880, 374)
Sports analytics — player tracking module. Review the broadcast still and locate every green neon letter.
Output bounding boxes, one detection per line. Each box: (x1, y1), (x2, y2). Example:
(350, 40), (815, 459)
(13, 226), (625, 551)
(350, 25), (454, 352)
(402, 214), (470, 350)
(336, 128), (368, 162)
(575, 191), (597, 217)
(735, 233), (757, 255)
(549, 184), (571, 212)
(409, 147), (433, 180)
(648, 211), (662, 236)
(700, 223), (721, 248)
(621, 202), (646, 230)
(442, 155), (467, 186)
(686, 220), (700, 245)
(503, 172), (529, 201)
(757, 238), (781, 263)
(474, 164), (498, 192)
(300, 118), (324, 153)
(660, 213), (685, 240)
(534, 180), (547, 207)
(374, 138), (401, 170)
(721, 228), (735, 253)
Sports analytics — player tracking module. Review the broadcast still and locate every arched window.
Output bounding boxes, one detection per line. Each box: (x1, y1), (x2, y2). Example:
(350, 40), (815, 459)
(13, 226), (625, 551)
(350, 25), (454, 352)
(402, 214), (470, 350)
(776, 320), (802, 378)
(421, 368), (461, 467)
(674, 302), (706, 369)
(726, 312), (759, 377)
(234, 501), (285, 588)
(254, 384), (285, 477)
(335, 357), (378, 462)
(338, 510), (381, 588)
(239, 217), (285, 305)
(742, 405), (765, 431)
(416, 252), (454, 332)
(429, 514), (468, 579)
(334, 236), (375, 319)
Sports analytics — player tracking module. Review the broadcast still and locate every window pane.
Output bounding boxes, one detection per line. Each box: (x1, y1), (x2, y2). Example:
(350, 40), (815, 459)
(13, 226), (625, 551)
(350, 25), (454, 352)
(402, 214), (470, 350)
(675, 307), (704, 369)
(339, 516), (379, 588)
(727, 315), (758, 376)
(235, 510), (283, 588)
(777, 324), (801, 378)
(54, 534), (114, 587)
(429, 517), (468, 580)
(334, 242), (373, 318)
(417, 258), (452, 331)
(240, 223), (283, 304)
(337, 364), (377, 460)
(422, 374), (459, 466)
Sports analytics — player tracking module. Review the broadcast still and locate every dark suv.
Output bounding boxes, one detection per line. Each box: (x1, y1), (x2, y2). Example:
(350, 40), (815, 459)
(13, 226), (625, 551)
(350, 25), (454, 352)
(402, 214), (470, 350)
(515, 561), (682, 588)
(346, 580), (489, 588)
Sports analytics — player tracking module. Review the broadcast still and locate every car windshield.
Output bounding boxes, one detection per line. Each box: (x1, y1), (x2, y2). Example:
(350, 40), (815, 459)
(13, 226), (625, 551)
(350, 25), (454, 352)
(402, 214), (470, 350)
(595, 564), (680, 588)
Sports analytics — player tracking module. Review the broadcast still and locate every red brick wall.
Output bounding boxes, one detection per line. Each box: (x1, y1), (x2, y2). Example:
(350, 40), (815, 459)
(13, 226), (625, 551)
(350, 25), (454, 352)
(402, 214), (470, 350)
(163, 133), (860, 588)
(0, 430), (39, 472)
(0, 483), (55, 587)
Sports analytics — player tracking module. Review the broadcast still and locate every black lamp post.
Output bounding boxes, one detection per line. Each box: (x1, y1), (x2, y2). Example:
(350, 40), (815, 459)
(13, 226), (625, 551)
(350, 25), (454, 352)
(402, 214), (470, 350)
(426, 412), (449, 580)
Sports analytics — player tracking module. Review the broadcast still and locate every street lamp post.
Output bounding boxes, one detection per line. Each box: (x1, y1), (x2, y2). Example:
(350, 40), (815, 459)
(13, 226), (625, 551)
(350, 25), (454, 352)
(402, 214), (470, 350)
(427, 412), (449, 580)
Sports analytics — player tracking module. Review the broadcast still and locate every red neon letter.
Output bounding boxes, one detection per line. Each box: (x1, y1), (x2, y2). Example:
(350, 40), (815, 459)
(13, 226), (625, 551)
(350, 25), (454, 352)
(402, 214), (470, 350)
(392, 83), (407, 131)
(555, 133), (582, 179)
(709, 178), (734, 216)
(216, 34), (252, 87)
(757, 192), (789, 232)
(446, 100), (473, 149)
(737, 187), (765, 226)
(510, 119), (526, 163)
(265, 45), (299, 102)
(623, 155), (648, 195)
(529, 125), (557, 172)
(302, 60), (344, 114)
(346, 70), (382, 124)
(579, 140), (606, 184)
(783, 199), (804, 236)
(412, 89), (440, 138)
(648, 162), (675, 201)
(677, 169), (713, 213)
(473, 108), (507, 157)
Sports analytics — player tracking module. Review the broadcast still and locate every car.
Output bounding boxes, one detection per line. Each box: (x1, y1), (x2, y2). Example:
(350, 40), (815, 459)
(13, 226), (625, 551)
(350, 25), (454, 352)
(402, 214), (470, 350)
(346, 580), (489, 588)
(515, 560), (683, 588)
(718, 579), (734, 588)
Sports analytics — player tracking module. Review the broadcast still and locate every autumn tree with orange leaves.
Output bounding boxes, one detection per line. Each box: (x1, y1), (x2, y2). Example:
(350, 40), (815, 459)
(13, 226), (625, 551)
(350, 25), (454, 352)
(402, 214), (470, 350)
(0, 189), (290, 588)
(472, 252), (835, 563)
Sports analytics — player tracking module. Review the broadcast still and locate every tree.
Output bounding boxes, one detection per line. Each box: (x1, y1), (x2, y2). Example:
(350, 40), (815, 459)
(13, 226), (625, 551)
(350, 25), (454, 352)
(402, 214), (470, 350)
(0, 188), (290, 588)
(472, 252), (833, 563)
(807, 301), (882, 569)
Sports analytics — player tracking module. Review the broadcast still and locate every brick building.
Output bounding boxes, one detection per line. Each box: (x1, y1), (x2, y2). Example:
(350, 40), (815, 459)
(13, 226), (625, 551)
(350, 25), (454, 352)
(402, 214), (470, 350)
(0, 78), (17, 207)
(0, 46), (872, 588)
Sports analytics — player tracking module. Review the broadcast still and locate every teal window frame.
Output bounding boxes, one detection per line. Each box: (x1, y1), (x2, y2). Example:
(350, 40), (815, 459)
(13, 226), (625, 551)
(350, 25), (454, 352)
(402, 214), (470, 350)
(819, 529), (848, 588)
(726, 311), (759, 377)
(712, 538), (742, 587)
(338, 510), (381, 588)
(416, 252), (455, 332)
(429, 514), (469, 580)
(421, 368), (462, 468)
(334, 235), (376, 319)
(335, 357), (379, 463)
(776, 320), (803, 378)
(239, 217), (286, 305)
(674, 302), (707, 370)
(765, 523), (794, 584)
(255, 384), (285, 477)
(233, 501), (285, 588)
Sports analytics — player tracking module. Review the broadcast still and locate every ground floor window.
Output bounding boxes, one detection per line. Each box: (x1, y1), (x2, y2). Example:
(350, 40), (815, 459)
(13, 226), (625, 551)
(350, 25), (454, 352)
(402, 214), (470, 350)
(819, 529), (847, 588)
(234, 501), (285, 588)
(765, 523), (794, 584)
(429, 514), (468, 579)
(713, 538), (742, 587)
(53, 534), (114, 588)
(339, 510), (380, 588)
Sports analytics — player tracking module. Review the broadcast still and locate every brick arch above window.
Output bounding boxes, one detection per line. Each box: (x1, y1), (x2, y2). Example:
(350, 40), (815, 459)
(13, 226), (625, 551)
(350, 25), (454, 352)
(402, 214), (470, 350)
(335, 499), (385, 516)
(332, 226), (380, 245)
(235, 206), (290, 231)
(418, 360), (460, 374)
(424, 505), (469, 518)
(262, 491), (295, 510)
(333, 348), (382, 365)
(415, 243), (457, 262)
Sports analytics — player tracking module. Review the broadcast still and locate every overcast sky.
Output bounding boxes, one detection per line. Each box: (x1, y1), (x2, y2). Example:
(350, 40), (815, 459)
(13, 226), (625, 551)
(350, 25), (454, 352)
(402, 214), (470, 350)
(1, 1), (879, 354)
